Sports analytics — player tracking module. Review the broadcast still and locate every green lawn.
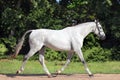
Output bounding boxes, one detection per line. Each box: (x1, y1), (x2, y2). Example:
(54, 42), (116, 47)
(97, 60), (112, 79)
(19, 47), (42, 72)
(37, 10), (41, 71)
(0, 59), (120, 74)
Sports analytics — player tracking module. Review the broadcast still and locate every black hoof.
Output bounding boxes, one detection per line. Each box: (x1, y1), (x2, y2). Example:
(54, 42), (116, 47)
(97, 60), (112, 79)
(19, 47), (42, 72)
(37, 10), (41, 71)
(16, 71), (19, 74)
(89, 74), (94, 77)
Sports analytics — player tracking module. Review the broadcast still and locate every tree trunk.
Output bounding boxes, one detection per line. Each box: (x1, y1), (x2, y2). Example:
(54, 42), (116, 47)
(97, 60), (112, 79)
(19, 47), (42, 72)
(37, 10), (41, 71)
(16, 0), (22, 9)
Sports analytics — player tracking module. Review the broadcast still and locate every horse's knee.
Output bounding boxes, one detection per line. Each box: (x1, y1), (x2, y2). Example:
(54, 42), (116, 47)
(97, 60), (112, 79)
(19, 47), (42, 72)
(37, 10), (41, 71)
(23, 56), (28, 61)
(24, 54), (34, 62)
(24, 51), (35, 61)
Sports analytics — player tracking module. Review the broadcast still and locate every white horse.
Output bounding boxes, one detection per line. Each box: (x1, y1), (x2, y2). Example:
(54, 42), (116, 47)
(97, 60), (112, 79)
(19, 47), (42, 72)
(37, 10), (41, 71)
(13, 20), (106, 77)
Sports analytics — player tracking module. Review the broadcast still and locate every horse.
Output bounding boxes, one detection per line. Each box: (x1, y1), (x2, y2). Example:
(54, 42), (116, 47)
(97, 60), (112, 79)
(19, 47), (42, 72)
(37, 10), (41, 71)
(13, 20), (106, 78)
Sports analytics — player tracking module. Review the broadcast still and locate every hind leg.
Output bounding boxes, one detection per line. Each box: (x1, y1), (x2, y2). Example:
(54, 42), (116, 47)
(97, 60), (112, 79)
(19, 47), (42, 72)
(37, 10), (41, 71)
(16, 48), (38, 74)
(57, 52), (73, 74)
(16, 41), (43, 74)
(38, 47), (52, 78)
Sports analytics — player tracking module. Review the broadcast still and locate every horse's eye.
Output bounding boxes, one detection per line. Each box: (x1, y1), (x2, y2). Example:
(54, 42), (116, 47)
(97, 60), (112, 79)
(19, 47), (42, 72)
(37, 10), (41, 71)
(99, 27), (102, 29)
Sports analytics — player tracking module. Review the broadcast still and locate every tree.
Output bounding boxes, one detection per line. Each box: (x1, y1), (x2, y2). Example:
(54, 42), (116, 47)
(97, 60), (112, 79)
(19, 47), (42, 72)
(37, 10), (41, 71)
(0, 0), (120, 61)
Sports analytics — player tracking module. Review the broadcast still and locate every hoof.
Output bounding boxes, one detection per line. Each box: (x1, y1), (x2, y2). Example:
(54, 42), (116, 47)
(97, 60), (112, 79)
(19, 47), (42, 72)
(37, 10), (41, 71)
(89, 74), (94, 77)
(47, 74), (53, 78)
(16, 70), (21, 74)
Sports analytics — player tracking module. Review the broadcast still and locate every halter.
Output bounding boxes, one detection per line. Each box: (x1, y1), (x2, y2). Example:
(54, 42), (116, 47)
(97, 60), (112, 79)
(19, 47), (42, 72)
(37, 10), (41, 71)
(95, 20), (103, 36)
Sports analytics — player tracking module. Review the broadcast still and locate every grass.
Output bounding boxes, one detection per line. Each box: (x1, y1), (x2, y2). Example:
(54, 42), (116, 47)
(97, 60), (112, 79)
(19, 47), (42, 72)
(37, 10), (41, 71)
(0, 59), (120, 74)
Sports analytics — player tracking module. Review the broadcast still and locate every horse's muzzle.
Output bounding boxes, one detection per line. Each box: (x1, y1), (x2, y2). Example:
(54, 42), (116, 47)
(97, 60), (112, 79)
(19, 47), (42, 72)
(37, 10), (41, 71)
(100, 35), (106, 40)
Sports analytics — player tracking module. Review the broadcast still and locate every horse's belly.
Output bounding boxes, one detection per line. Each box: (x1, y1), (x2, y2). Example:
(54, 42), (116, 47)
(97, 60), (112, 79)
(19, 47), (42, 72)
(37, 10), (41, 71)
(44, 38), (72, 51)
(46, 43), (71, 51)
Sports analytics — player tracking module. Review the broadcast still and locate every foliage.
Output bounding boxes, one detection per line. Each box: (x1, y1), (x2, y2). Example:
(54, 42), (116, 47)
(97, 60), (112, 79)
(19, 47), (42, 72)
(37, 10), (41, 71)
(0, 0), (120, 61)
(84, 47), (111, 62)
(1, 8), (25, 37)
(0, 43), (8, 55)
(1, 37), (16, 54)
(111, 45), (120, 61)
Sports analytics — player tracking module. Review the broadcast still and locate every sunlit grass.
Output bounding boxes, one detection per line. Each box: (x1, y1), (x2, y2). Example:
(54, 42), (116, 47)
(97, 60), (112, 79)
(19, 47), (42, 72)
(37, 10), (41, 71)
(0, 59), (120, 74)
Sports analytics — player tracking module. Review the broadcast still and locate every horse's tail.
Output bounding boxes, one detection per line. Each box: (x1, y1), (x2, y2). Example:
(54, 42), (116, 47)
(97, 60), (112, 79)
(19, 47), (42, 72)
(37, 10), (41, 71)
(12, 30), (33, 58)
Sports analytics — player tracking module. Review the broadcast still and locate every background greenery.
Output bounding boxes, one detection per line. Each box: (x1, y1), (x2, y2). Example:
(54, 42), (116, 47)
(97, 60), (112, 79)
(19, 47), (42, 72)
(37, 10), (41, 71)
(0, 0), (120, 62)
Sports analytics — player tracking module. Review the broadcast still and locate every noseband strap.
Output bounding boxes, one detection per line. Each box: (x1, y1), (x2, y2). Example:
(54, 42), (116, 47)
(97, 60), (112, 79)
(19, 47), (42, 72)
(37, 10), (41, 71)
(95, 21), (103, 35)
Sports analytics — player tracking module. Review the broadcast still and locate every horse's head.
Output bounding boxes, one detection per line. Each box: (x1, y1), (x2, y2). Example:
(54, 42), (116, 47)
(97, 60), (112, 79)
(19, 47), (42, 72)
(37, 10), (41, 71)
(94, 20), (106, 40)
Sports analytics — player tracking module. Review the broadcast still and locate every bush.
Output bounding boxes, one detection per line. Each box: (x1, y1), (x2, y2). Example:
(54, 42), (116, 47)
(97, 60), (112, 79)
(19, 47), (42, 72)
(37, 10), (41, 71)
(84, 47), (111, 62)
(44, 46), (111, 62)
(111, 45), (120, 61)
(1, 37), (16, 54)
(0, 43), (8, 55)
(45, 48), (66, 61)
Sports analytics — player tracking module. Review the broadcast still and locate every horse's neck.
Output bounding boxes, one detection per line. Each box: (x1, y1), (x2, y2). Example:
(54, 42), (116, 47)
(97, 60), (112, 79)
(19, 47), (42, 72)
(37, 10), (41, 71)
(76, 22), (95, 38)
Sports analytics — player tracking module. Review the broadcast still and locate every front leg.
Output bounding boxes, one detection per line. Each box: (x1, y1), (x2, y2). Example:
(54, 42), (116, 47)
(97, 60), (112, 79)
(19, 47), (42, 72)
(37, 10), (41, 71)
(72, 37), (93, 77)
(75, 49), (93, 76)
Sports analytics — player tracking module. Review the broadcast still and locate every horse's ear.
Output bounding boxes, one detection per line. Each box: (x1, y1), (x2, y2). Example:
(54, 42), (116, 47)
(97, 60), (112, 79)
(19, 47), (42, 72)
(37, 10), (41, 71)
(95, 20), (97, 23)
(95, 19), (99, 23)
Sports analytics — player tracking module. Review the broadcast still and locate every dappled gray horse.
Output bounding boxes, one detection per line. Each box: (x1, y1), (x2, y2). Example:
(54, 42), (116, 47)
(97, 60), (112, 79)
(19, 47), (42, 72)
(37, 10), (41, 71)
(13, 20), (106, 77)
